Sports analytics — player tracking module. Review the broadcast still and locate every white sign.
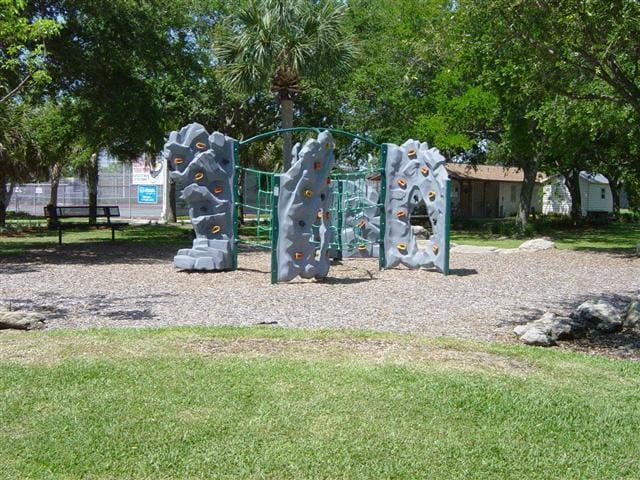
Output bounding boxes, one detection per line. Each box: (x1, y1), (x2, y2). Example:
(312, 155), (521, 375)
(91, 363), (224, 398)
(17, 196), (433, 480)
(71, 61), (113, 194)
(132, 158), (164, 186)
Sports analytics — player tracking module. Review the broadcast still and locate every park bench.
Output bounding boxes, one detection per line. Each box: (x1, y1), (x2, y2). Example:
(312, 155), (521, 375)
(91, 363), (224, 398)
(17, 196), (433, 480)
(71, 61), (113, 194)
(44, 205), (124, 245)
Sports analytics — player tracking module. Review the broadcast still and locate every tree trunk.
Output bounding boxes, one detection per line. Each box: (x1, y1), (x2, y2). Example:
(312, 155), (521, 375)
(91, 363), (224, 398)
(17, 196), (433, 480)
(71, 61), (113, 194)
(167, 179), (177, 223)
(280, 95), (294, 172)
(515, 158), (539, 232)
(87, 153), (99, 225)
(608, 176), (621, 217)
(48, 162), (62, 229)
(563, 169), (582, 223)
(0, 172), (7, 228)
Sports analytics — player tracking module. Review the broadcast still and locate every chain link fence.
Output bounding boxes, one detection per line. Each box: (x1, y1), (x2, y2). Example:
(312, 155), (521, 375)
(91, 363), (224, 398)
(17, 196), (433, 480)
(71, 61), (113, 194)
(7, 169), (186, 220)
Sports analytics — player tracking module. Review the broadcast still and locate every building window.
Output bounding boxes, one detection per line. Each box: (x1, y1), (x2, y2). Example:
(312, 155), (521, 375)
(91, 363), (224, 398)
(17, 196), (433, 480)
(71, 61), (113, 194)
(510, 184), (517, 203)
(601, 188), (606, 200)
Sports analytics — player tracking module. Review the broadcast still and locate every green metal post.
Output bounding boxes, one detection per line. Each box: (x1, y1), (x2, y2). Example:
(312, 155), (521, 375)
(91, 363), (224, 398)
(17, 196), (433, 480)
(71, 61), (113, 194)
(443, 179), (452, 276)
(378, 144), (388, 270)
(231, 140), (240, 271)
(270, 175), (281, 284)
(336, 179), (344, 261)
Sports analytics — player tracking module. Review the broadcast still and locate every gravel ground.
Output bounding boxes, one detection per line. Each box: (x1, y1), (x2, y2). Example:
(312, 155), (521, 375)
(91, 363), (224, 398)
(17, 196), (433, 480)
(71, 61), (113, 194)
(1, 243), (639, 346)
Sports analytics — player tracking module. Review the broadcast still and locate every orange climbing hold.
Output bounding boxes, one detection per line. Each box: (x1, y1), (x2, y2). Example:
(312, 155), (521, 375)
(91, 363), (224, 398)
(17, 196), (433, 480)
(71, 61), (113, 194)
(420, 166), (429, 175)
(214, 186), (223, 194)
(211, 225), (221, 234)
(432, 244), (439, 254)
(175, 157), (184, 165)
(428, 191), (436, 201)
(294, 252), (304, 260)
(314, 162), (321, 171)
(357, 219), (366, 228)
(317, 210), (323, 220)
(304, 189), (313, 198)
(325, 212), (331, 220)
(194, 172), (204, 181)
(195, 142), (206, 150)
(397, 179), (407, 188)
(326, 178), (331, 185)
(395, 210), (407, 218)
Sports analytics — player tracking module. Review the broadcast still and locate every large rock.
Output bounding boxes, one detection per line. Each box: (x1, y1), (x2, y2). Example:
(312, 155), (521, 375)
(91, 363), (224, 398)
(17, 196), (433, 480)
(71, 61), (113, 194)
(572, 300), (623, 334)
(513, 312), (581, 346)
(0, 311), (46, 330)
(624, 300), (640, 329)
(519, 238), (555, 251)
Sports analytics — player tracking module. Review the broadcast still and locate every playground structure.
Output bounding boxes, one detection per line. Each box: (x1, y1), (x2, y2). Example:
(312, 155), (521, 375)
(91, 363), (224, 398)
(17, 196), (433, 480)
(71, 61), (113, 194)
(164, 124), (451, 283)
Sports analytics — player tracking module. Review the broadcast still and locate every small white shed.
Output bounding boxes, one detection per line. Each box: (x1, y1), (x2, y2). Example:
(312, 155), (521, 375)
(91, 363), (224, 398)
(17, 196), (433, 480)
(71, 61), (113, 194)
(542, 172), (613, 216)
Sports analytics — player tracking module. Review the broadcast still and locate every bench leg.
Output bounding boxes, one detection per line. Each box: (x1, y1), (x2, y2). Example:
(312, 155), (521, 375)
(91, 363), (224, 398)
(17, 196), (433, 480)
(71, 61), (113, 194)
(58, 228), (62, 245)
(111, 227), (115, 242)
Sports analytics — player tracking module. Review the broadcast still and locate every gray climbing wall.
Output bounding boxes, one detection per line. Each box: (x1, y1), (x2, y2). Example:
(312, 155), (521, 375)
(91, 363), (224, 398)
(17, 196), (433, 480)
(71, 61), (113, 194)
(384, 140), (449, 272)
(276, 131), (335, 282)
(163, 123), (236, 271)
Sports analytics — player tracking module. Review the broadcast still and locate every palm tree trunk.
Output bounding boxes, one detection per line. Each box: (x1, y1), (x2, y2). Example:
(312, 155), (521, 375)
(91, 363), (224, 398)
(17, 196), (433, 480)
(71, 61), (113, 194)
(280, 95), (294, 171)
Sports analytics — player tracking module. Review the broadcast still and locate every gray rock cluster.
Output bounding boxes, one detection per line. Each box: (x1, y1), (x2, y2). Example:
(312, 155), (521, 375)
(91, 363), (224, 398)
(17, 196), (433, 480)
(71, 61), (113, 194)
(0, 311), (46, 330)
(163, 123), (236, 271)
(383, 140), (449, 272)
(276, 130), (335, 282)
(514, 297), (639, 346)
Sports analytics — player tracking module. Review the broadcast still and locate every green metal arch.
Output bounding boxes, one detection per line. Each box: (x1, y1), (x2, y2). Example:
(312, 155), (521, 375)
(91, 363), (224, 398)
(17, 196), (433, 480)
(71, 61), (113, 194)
(239, 127), (381, 149)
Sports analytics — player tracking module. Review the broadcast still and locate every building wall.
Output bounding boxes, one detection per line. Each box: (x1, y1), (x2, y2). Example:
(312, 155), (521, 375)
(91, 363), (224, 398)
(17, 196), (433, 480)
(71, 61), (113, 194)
(498, 182), (543, 217)
(542, 179), (572, 215)
(542, 175), (613, 216)
(580, 176), (613, 215)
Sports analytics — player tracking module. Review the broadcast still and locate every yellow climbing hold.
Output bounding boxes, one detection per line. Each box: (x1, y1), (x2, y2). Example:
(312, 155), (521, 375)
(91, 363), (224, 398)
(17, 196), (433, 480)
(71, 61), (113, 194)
(304, 189), (313, 198)
(194, 172), (204, 181)
(317, 210), (323, 220)
(397, 243), (407, 251)
(428, 191), (437, 201)
(195, 142), (206, 149)
(432, 244), (439, 254)
(407, 148), (417, 157)
(397, 178), (407, 188)
(211, 225), (221, 234)
(357, 244), (368, 251)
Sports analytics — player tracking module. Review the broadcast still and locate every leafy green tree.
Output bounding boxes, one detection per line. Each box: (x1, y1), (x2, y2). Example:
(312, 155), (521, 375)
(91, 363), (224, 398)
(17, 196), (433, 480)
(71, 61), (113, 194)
(0, 102), (44, 226)
(28, 0), (218, 222)
(0, 0), (60, 102)
(214, 0), (357, 170)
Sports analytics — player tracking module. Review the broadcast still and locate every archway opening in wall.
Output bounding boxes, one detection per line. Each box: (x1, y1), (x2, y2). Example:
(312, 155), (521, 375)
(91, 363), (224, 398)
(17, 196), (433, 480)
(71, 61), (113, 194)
(409, 193), (434, 242)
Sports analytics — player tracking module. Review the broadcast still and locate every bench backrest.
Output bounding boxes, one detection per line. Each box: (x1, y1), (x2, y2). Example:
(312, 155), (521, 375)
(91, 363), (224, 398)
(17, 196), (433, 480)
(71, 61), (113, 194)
(44, 206), (121, 219)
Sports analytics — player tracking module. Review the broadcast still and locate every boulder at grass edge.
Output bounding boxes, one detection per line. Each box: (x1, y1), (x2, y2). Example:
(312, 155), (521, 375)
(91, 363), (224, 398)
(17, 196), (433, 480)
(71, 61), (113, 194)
(572, 300), (623, 334)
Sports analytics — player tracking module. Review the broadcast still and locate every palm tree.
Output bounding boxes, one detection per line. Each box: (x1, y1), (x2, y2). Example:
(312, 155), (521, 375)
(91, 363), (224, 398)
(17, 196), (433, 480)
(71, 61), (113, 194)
(214, 0), (357, 170)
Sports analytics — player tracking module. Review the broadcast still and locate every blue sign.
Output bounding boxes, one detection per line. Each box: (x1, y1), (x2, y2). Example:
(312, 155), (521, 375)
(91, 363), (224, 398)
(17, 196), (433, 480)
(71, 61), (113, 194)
(137, 185), (158, 204)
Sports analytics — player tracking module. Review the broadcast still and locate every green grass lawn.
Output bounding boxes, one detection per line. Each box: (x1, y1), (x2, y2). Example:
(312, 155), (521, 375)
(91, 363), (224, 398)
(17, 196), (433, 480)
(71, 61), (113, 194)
(2, 218), (639, 256)
(1, 327), (639, 479)
(452, 222), (640, 251)
(0, 223), (193, 255)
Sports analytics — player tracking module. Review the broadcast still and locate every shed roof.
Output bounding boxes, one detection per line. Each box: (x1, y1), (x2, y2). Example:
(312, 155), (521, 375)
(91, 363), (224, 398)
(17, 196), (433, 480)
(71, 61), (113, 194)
(446, 163), (547, 184)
